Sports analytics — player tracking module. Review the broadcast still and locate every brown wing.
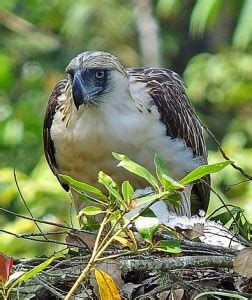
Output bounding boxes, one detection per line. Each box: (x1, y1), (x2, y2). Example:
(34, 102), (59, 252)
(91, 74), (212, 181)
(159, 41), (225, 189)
(128, 67), (210, 213)
(43, 78), (69, 191)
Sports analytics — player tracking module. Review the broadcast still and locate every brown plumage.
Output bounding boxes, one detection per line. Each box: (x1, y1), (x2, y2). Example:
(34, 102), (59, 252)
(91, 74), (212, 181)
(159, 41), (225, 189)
(43, 51), (210, 216)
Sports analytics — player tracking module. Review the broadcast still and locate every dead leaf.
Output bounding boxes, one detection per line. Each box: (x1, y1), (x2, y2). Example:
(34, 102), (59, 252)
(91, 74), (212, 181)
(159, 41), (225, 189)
(234, 247), (252, 278)
(176, 223), (204, 240)
(169, 288), (184, 300)
(113, 236), (134, 249)
(90, 260), (124, 298)
(66, 231), (96, 249)
(121, 283), (141, 299)
(95, 268), (121, 300)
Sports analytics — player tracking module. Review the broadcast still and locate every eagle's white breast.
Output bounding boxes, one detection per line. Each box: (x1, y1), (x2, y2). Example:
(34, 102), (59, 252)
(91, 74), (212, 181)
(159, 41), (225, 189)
(50, 72), (203, 189)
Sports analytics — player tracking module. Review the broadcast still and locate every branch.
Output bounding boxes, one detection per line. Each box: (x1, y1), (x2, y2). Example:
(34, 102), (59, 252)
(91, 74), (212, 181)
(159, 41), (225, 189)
(119, 255), (233, 273)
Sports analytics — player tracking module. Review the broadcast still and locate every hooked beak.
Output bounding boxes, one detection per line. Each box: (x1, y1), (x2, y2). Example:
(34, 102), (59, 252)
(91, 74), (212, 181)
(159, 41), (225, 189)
(72, 70), (103, 110)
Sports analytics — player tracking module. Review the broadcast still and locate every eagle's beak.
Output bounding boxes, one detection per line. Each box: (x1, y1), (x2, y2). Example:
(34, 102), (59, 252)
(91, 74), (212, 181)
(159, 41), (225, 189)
(72, 70), (103, 110)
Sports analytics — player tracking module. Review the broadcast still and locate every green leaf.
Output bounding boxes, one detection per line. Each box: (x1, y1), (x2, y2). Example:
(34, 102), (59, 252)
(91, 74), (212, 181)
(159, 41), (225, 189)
(154, 154), (170, 184)
(112, 152), (159, 189)
(135, 214), (159, 243)
(164, 192), (182, 207)
(81, 206), (104, 216)
(162, 174), (184, 191)
(211, 207), (244, 225)
(194, 291), (247, 300)
(121, 181), (134, 205)
(9, 254), (62, 289)
(98, 171), (124, 206)
(233, 0), (252, 50)
(155, 240), (182, 253)
(59, 174), (102, 196)
(78, 192), (108, 206)
(180, 161), (232, 185)
(134, 191), (167, 207)
(190, 0), (222, 36)
(81, 215), (100, 231)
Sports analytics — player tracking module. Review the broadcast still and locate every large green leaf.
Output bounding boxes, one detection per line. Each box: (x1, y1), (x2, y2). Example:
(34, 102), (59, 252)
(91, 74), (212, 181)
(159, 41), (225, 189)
(135, 214), (159, 243)
(155, 240), (182, 253)
(180, 161), (232, 185)
(9, 254), (62, 289)
(59, 174), (102, 196)
(112, 152), (159, 189)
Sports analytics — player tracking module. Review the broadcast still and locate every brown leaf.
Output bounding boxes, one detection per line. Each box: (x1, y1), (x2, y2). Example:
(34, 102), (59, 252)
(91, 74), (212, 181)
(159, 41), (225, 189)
(95, 268), (121, 300)
(176, 223), (204, 240)
(90, 260), (124, 298)
(169, 288), (184, 300)
(234, 247), (252, 278)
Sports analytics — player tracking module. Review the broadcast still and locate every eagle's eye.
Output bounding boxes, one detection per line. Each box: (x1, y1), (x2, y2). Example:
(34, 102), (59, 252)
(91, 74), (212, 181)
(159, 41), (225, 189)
(95, 70), (106, 79)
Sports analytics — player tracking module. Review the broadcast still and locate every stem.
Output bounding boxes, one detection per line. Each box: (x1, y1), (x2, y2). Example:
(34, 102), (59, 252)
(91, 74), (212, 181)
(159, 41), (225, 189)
(65, 212), (110, 299)
(96, 246), (150, 261)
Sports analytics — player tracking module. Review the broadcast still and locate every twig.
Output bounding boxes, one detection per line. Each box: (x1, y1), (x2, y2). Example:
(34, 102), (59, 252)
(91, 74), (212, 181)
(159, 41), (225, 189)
(119, 255), (233, 273)
(14, 168), (47, 240)
(201, 180), (250, 245)
(201, 123), (252, 180)
(0, 229), (88, 250)
(0, 208), (95, 235)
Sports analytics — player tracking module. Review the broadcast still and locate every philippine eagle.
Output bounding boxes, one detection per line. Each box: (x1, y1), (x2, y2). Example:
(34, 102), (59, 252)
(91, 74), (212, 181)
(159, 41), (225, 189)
(43, 51), (210, 218)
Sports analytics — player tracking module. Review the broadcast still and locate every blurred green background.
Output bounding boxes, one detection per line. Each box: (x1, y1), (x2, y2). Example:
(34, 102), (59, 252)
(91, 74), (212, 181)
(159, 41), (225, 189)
(0, 0), (251, 257)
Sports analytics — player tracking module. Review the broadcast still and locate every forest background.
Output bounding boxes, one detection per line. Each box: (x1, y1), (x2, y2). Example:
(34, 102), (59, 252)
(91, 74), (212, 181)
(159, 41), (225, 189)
(0, 0), (251, 257)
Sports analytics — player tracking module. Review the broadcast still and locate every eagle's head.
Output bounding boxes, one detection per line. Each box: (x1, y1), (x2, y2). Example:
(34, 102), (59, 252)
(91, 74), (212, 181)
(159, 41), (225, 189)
(65, 51), (129, 110)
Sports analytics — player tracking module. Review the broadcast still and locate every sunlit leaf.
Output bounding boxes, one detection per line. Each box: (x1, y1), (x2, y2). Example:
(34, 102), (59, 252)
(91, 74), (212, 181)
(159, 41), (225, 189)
(112, 152), (159, 189)
(154, 154), (170, 183)
(95, 269), (121, 300)
(134, 191), (167, 207)
(190, 0), (222, 36)
(233, 0), (252, 50)
(81, 206), (104, 216)
(155, 239), (182, 253)
(121, 181), (134, 205)
(9, 254), (62, 289)
(98, 171), (124, 207)
(162, 174), (184, 191)
(180, 161), (232, 185)
(60, 174), (102, 196)
(135, 214), (159, 243)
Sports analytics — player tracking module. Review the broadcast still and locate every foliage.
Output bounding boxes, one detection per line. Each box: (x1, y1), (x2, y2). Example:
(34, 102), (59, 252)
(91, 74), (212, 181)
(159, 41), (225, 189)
(0, 253), (61, 299)
(59, 153), (232, 298)
(0, 0), (251, 258)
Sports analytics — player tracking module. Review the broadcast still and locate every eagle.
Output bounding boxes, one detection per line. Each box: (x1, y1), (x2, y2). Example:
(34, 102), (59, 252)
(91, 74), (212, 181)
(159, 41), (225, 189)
(43, 51), (210, 218)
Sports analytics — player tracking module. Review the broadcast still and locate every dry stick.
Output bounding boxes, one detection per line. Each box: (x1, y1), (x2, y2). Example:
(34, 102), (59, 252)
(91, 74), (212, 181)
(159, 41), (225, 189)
(65, 213), (110, 299)
(65, 192), (167, 299)
(0, 208), (95, 235)
(201, 123), (252, 180)
(13, 168), (48, 240)
(0, 229), (87, 249)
